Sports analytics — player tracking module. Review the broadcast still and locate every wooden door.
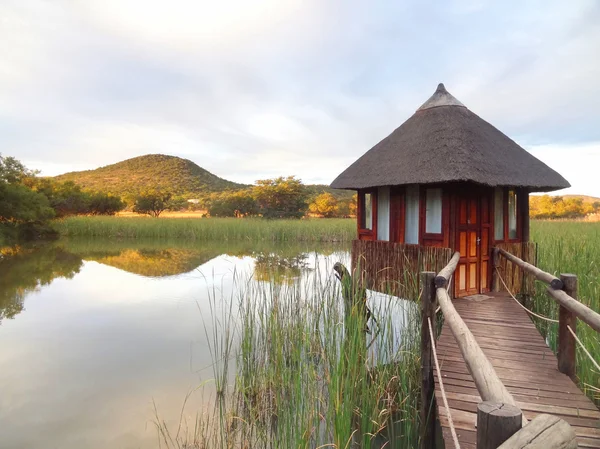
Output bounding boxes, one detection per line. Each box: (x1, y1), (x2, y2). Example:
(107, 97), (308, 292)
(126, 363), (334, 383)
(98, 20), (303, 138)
(456, 194), (480, 297)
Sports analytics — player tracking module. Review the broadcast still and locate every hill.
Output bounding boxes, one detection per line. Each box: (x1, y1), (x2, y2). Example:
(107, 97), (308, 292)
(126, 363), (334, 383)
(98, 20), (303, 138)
(54, 154), (246, 199)
(53, 154), (355, 202)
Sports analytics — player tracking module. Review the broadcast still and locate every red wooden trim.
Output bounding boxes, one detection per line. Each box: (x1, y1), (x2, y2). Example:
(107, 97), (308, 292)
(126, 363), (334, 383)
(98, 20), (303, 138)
(389, 187), (406, 243)
(442, 190), (450, 248)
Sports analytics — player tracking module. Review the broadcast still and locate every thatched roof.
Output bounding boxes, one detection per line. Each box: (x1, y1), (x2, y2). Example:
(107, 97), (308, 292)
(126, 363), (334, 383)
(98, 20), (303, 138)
(330, 84), (570, 192)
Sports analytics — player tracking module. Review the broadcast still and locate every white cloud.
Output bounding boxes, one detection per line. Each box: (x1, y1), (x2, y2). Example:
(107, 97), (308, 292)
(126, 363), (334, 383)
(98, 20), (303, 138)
(527, 142), (600, 197)
(1, 0), (599, 193)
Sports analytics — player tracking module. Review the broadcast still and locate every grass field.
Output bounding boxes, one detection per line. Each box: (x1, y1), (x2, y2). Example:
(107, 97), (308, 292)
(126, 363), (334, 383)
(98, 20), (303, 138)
(529, 221), (600, 403)
(54, 216), (356, 242)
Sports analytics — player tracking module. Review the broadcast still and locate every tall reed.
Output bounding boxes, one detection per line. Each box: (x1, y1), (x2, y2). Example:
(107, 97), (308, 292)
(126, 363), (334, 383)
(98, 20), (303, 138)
(155, 256), (422, 448)
(54, 217), (356, 242)
(529, 221), (600, 404)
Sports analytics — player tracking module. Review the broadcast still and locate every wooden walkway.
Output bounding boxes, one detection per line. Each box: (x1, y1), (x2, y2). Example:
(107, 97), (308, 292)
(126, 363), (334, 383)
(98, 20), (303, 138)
(434, 292), (600, 448)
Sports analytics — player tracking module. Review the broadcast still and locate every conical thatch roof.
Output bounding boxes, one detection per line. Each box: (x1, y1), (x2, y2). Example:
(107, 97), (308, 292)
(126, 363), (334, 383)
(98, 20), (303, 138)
(330, 84), (570, 192)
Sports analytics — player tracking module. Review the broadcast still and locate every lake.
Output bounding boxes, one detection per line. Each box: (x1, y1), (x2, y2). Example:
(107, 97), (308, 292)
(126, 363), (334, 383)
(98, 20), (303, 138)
(0, 239), (419, 448)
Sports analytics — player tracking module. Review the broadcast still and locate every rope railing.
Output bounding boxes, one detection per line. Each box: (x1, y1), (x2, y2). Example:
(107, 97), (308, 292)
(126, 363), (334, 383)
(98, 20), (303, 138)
(427, 316), (460, 449)
(495, 267), (558, 323)
(567, 324), (600, 372)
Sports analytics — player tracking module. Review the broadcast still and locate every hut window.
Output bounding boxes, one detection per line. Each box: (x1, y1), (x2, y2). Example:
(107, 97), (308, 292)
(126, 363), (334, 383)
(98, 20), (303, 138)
(425, 188), (442, 234)
(405, 185), (419, 244)
(361, 192), (373, 230)
(508, 189), (518, 239)
(494, 188), (504, 241)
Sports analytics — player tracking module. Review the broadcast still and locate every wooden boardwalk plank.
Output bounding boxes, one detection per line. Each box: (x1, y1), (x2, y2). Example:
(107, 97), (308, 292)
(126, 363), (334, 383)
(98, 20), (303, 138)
(434, 292), (600, 448)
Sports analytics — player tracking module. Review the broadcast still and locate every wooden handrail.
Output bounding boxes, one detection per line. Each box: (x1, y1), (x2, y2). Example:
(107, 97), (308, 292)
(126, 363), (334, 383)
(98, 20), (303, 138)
(497, 248), (563, 289)
(497, 248), (600, 333)
(433, 251), (527, 426)
(434, 251), (461, 288)
(436, 287), (527, 425)
(547, 287), (600, 333)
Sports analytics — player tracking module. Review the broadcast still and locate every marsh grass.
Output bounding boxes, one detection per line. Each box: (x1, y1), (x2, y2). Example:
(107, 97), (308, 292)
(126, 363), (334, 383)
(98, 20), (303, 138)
(155, 256), (422, 448)
(54, 217), (356, 242)
(529, 221), (600, 405)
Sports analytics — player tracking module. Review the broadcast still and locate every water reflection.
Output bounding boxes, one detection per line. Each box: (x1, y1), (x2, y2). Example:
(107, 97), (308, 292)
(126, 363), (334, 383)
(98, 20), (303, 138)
(0, 238), (351, 449)
(0, 246), (83, 323)
(0, 239), (343, 324)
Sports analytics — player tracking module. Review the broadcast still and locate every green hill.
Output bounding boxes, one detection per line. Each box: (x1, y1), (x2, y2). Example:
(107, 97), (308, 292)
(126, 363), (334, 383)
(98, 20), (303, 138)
(54, 154), (246, 198)
(53, 154), (355, 203)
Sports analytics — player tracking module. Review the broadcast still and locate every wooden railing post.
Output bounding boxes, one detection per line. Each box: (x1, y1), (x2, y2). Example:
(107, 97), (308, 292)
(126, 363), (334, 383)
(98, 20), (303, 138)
(420, 271), (437, 449)
(491, 247), (500, 292)
(558, 273), (577, 378)
(477, 401), (522, 449)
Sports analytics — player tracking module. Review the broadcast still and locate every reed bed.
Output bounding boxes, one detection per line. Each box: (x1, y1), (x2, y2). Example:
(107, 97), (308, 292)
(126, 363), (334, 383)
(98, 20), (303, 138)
(155, 257), (422, 448)
(529, 221), (600, 404)
(54, 217), (356, 242)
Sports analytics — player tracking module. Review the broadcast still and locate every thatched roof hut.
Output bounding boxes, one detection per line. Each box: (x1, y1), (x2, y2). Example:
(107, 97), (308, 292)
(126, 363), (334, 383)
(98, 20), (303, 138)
(331, 83), (570, 192)
(331, 83), (570, 298)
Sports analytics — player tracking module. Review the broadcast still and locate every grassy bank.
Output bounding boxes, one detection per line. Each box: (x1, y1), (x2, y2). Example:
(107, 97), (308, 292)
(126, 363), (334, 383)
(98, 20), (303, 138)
(156, 261), (422, 448)
(530, 221), (600, 403)
(54, 216), (356, 242)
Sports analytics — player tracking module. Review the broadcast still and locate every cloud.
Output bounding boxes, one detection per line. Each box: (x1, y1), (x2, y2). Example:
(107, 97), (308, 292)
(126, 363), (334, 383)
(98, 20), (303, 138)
(1, 0), (599, 195)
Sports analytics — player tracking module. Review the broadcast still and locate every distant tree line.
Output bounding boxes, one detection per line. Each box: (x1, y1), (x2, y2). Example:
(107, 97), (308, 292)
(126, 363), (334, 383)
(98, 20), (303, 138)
(530, 195), (600, 220)
(203, 176), (357, 219)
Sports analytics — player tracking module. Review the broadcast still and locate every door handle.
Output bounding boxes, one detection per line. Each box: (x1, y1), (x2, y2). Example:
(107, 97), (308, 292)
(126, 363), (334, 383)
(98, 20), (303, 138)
(476, 237), (481, 245)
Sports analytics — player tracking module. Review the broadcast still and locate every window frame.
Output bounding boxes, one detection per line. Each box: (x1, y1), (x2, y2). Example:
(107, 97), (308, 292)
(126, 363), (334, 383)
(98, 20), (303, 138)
(493, 187), (521, 243)
(506, 188), (520, 242)
(358, 189), (378, 238)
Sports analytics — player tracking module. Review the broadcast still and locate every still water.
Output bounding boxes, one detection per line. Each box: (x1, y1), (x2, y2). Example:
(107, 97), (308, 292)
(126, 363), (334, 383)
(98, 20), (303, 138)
(0, 239), (355, 449)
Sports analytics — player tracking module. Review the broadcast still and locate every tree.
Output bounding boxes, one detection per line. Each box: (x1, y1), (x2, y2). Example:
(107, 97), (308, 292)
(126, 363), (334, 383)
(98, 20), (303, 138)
(253, 176), (308, 219)
(336, 194), (358, 218)
(88, 193), (125, 215)
(133, 191), (172, 217)
(0, 182), (55, 223)
(207, 190), (258, 217)
(529, 195), (596, 220)
(309, 192), (338, 217)
(166, 196), (190, 212)
(0, 154), (38, 184)
(0, 154), (55, 241)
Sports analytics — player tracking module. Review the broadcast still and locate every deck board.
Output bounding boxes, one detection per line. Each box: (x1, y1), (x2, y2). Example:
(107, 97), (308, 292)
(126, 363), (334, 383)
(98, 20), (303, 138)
(434, 292), (600, 448)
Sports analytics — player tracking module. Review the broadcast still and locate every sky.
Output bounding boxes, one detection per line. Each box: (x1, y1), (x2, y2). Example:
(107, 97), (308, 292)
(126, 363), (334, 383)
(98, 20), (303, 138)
(1, 0), (599, 196)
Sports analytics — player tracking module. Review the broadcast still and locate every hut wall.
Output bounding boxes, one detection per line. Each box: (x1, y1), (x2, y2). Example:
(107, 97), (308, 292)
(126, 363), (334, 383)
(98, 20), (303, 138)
(352, 239), (453, 298)
(377, 187), (390, 241)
